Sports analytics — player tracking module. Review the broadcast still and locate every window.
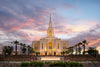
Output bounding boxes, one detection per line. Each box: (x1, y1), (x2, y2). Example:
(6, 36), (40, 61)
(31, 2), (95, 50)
(49, 31), (52, 36)
(63, 44), (66, 49)
(49, 42), (52, 49)
(34, 44), (38, 50)
(34, 44), (38, 48)
(42, 43), (43, 49)
(58, 43), (59, 49)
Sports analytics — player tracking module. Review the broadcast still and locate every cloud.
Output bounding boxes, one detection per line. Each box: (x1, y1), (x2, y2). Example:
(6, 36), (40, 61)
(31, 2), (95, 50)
(9, 19), (35, 32)
(88, 38), (100, 46)
(61, 3), (76, 9)
(0, 0), (100, 53)
(67, 24), (100, 47)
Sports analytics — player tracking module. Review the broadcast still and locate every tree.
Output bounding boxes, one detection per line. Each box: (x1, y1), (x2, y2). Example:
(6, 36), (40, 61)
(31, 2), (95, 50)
(2, 46), (13, 56)
(13, 40), (19, 55)
(78, 47), (82, 55)
(65, 51), (69, 55)
(27, 45), (33, 55)
(87, 47), (99, 57)
(75, 44), (78, 55)
(61, 51), (65, 56)
(2, 46), (13, 64)
(36, 52), (40, 56)
(19, 43), (23, 55)
(22, 44), (26, 55)
(77, 42), (82, 55)
(2, 46), (7, 56)
(27, 45), (30, 55)
(7, 46), (13, 55)
(68, 47), (74, 55)
(82, 40), (88, 55)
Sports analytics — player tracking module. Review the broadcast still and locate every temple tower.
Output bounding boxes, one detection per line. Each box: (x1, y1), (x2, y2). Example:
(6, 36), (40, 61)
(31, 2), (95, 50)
(47, 13), (54, 37)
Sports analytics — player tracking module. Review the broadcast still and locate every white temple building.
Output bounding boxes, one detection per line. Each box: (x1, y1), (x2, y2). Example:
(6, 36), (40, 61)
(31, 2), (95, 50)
(32, 15), (69, 55)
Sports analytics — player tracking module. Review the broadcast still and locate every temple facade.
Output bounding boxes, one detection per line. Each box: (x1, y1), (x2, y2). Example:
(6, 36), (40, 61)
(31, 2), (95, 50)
(32, 15), (69, 55)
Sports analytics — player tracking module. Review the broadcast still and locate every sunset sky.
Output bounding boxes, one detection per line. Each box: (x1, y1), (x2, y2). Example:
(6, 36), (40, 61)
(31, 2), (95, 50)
(0, 0), (100, 53)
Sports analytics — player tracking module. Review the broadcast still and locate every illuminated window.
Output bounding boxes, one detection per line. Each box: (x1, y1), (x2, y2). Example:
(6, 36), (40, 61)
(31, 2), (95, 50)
(49, 42), (52, 49)
(34, 44), (38, 47)
(63, 44), (66, 49)
(49, 31), (52, 36)
(42, 43), (43, 49)
(34, 44), (38, 49)
(58, 43), (59, 49)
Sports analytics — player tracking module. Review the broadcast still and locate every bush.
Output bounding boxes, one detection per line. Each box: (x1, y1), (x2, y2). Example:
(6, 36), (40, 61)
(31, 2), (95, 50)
(30, 62), (34, 66)
(79, 64), (83, 67)
(65, 62), (69, 67)
(45, 61), (51, 64)
(49, 61), (66, 67)
(30, 62), (44, 67)
(38, 62), (44, 67)
(69, 62), (80, 67)
(21, 62), (29, 67)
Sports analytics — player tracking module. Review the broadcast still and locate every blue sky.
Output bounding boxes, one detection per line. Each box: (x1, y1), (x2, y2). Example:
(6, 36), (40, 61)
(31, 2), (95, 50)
(0, 0), (100, 53)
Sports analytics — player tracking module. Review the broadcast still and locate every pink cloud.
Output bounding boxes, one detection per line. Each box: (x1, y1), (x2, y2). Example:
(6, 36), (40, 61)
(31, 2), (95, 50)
(9, 19), (35, 32)
(34, 36), (42, 40)
(88, 38), (100, 46)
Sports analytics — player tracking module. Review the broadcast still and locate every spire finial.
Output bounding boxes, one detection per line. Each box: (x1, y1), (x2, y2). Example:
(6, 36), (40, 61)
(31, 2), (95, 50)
(49, 11), (52, 27)
(49, 11), (51, 19)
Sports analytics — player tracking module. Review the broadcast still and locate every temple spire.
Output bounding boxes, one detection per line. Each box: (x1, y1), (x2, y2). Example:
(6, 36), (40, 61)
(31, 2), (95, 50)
(49, 11), (52, 27)
(47, 11), (54, 37)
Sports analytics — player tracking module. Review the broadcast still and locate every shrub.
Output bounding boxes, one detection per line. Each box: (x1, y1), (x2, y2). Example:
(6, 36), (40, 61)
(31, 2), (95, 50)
(33, 62), (38, 67)
(38, 62), (44, 67)
(65, 62), (69, 67)
(30, 62), (44, 67)
(45, 61), (51, 64)
(79, 64), (83, 67)
(49, 61), (66, 67)
(69, 62), (80, 67)
(30, 62), (34, 66)
(21, 62), (29, 67)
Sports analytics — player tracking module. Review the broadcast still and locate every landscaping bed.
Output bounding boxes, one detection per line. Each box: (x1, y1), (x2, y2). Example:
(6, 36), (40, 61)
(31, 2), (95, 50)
(0, 61), (100, 67)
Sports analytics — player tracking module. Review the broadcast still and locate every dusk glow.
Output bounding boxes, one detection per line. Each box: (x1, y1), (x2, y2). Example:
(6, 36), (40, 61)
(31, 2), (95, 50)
(0, 0), (100, 53)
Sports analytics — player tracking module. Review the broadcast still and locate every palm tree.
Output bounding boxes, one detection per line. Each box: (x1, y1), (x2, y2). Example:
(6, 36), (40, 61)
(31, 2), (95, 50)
(78, 42), (82, 55)
(19, 43), (23, 55)
(2, 46), (7, 56)
(2, 46), (13, 64)
(82, 40), (88, 55)
(65, 48), (69, 55)
(68, 47), (74, 55)
(36, 52), (40, 56)
(22, 44), (26, 55)
(87, 47), (99, 57)
(75, 44), (78, 55)
(78, 47), (82, 55)
(61, 51), (65, 56)
(27, 45), (31, 55)
(65, 51), (69, 55)
(13, 40), (19, 55)
(7, 46), (14, 56)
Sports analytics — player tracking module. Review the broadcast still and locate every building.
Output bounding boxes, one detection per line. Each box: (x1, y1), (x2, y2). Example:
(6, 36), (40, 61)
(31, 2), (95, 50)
(32, 15), (69, 55)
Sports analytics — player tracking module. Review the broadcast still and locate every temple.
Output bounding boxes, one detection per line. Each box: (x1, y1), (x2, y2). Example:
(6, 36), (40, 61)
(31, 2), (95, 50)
(32, 14), (69, 55)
